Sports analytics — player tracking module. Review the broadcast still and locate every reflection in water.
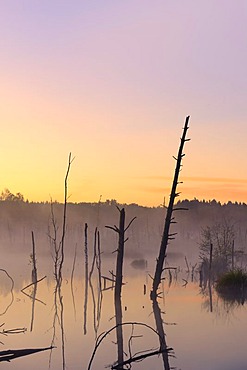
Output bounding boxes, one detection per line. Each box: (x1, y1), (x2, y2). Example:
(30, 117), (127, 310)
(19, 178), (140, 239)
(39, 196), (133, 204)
(49, 266), (65, 369)
(21, 231), (46, 331)
(48, 153), (74, 370)
(152, 297), (172, 370)
(21, 276), (46, 331)
(49, 208), (66, 370)
(199, 272), (247, 319)
(215, 269), (247, 306)
(0, 268), (14, 315)
(30, 282), (37, 332)
(217, 284), (247, 306)
(0, 346), (53, 363)
(96, 230), (103, 329)
(87, 321), (171, 370)
(106, 208), (130, 368)
(199, 265), (247, 314)
(70, 244), (77, 319)
(199, 258), (214, 313)
(1, 259), (247, 369)
(114, 209), (125, 368)
(208, 280), (213, 312)
(108, 208), (172, 369)
(0, 325), (26, 346)
(200, 279), (214, 314)
(89, 227), (103, 336)
(114, 298), (123, 369)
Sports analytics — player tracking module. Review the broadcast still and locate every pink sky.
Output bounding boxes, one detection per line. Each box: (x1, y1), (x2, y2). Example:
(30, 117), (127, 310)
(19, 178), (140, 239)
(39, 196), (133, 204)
(0, 1), (246, 206)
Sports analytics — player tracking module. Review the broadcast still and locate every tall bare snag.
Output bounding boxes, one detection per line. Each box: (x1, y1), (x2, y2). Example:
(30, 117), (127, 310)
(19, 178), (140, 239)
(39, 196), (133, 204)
(151, 116), (190, 298)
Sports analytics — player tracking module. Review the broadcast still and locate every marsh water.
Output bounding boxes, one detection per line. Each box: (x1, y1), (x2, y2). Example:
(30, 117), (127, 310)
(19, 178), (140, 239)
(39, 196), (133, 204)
(0, 251), (246, 370)
(1, 200), (247, 368)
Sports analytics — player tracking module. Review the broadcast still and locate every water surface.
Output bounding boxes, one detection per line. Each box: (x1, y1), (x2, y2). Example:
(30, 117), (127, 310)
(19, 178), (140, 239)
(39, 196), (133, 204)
(0, 253), (246, 369)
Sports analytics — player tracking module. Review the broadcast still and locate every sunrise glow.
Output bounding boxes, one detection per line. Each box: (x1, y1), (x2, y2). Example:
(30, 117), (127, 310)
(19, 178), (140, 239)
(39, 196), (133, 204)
(0, 1), (246, 206)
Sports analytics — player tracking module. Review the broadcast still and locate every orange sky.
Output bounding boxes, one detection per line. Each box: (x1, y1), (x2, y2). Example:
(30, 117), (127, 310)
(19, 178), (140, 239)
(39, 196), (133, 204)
(0, 1), (247, 206)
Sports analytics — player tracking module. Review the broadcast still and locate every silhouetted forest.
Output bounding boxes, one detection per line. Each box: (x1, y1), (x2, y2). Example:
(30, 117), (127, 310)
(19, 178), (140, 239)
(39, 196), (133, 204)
(1, 194), (247, 266)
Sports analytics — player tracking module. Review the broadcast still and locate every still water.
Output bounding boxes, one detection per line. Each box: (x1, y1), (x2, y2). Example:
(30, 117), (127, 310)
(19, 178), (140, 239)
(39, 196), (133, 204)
(0, 253), (246, 370)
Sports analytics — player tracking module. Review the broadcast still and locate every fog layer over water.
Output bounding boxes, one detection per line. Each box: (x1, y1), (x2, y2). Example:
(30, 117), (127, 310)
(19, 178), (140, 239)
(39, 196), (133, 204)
(0, 199), (247, 369)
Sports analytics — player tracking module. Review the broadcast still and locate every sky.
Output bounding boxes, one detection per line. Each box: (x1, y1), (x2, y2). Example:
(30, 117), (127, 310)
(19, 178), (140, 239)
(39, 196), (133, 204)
(0, 1), (247, 206)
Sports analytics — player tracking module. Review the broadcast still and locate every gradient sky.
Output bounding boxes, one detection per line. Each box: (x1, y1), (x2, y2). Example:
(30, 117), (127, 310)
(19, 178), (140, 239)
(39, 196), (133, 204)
(0, 1), (247, 206)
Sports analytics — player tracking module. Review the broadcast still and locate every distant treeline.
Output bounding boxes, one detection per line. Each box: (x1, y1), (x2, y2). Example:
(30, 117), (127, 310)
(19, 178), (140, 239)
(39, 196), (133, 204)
(1, 194), (247, 263)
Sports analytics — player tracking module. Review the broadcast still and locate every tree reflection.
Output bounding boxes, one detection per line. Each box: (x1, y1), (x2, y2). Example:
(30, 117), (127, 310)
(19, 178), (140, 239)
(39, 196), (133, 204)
(0, 268), (14, 315)
(0, 346), (53, 363)
(20, 231), (46, 331)
(152, 297), (172, 370)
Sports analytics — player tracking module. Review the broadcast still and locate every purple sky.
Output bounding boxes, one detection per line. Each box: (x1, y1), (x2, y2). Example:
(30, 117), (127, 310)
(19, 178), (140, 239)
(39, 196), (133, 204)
(0, 1), (246, 205)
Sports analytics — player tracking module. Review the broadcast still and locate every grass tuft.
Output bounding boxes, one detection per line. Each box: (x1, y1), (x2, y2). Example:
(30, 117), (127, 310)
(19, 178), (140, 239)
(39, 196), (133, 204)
(216, 269), (247, 304)
(216, 269), (247, 289)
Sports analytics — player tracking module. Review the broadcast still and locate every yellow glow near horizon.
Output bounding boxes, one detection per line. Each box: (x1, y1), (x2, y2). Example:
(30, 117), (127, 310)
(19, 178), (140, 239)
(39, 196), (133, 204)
(1, 2), (247, 207)
(1, 167), (247, 206)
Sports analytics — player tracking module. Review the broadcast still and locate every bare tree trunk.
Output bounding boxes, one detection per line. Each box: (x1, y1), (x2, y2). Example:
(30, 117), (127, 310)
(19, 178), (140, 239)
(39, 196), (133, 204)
(106, 208), (136, 369)
(151, 116), (190, 298)
(115, 209), (125, 369)
(83, 223), (89, 335)
(58, 152), (73, 285)
(115, 209), (125, 302)
(31, 231), (37, 283)
(49, 153), (73, 370)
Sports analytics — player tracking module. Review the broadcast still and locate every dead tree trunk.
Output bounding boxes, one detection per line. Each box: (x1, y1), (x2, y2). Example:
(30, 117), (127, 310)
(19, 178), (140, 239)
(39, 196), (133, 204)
(106, 208), (136, 369)
(115, 209), (125, 301)
(31, 231), (37, 283)
(151, 116), (190, 299)
(83, 223), (88, 335)
(115, 209), (125, 369)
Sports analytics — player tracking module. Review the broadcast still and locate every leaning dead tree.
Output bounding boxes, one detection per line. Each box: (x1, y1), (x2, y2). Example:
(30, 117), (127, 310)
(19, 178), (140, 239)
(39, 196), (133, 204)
(151, 116), (190, 299)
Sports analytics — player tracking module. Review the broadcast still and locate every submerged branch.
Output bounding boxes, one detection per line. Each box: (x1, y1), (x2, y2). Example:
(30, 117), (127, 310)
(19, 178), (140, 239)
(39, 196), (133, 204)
(21, 276), (47, 292)
(111, 347), (173, 369)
